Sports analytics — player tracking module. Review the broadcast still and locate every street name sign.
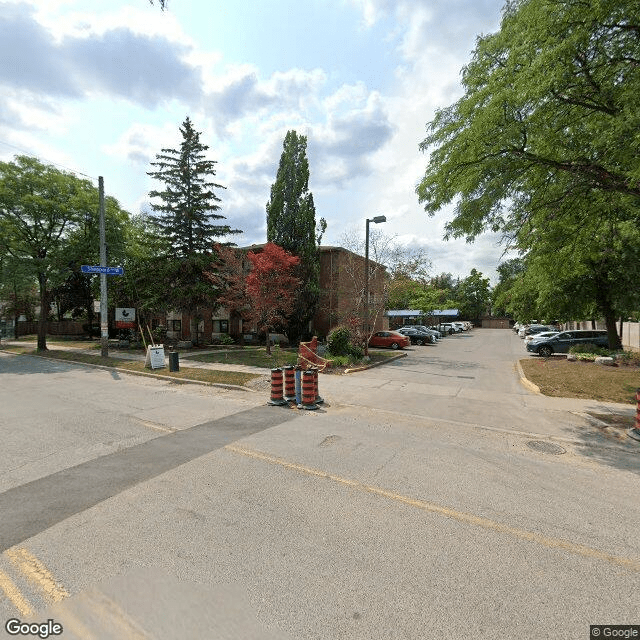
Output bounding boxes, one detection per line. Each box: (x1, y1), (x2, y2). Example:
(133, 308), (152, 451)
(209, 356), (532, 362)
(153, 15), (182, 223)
(81, 265), (124, 275)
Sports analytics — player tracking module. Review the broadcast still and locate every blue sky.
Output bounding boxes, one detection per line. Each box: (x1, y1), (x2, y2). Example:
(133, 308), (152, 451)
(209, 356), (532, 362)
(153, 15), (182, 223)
(0, 0), (511, 282)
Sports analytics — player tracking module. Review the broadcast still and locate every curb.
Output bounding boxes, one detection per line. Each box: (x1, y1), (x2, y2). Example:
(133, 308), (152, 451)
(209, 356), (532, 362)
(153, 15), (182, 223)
(516, 360), (541, 394)
(1, 349), (257, 392)
(344, 352), (407, 374)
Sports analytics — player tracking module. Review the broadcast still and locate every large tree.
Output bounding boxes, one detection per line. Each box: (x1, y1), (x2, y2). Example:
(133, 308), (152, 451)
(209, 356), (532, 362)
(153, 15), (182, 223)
(148, 116), (236, 257)
(266, 130), (326, 343)
(455, 269), (491, 323)
(417, 0), (640, 237)
(0, 156), (100, 350)
(147, 117), (240, 343)
(417, 0), (640, 346)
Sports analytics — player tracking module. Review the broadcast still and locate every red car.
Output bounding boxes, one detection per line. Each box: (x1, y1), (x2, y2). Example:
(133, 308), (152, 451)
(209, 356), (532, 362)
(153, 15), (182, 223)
(368, 331), (410, 350)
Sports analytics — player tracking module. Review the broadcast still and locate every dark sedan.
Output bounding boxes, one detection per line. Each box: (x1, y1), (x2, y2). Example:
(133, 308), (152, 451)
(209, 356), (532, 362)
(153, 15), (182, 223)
(396, 328), (436, 345)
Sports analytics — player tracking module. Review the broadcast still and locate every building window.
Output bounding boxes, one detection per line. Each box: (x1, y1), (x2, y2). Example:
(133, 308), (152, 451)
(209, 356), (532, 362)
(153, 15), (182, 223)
(171, 320), (181, 332)
(213, 319), (229, 333)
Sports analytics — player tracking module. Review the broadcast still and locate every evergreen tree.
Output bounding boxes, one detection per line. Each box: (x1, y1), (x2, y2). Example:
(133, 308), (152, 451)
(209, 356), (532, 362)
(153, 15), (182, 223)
(147, 117), (240, 343)
(148, 116), (237, 257)
(266, 130), (326, 343)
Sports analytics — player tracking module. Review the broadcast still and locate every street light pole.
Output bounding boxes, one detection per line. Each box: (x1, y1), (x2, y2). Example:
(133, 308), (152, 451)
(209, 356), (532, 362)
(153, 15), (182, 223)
(363, 215), (386, 356)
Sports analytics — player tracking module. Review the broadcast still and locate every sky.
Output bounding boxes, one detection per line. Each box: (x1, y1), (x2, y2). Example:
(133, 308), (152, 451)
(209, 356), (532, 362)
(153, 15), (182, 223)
(0, 0), (513, 283)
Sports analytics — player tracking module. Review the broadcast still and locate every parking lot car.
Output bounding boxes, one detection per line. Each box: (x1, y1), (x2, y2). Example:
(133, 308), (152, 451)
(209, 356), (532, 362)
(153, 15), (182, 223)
(526, 330), (608, 356)
(524, 331), (558, 344)
(368, 331), (411, 350)
(398, 326), (440, 342)
(434, 323), (457, 335)
(519, 324), (552, 338)
(396, 328), (436, 345)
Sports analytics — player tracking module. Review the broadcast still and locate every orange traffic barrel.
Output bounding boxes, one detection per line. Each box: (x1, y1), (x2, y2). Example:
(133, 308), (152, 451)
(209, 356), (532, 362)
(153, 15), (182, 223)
(283, 365), (296, 401)
(301, 370), (318, 410)
(268, 368), (287, 406)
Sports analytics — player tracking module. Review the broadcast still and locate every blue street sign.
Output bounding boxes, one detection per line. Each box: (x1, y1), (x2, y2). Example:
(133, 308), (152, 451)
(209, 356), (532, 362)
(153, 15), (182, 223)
(80, 265), (124, 276)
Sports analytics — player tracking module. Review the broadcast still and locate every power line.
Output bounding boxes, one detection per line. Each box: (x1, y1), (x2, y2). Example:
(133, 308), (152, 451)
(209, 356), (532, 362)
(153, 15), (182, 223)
(0, 139), (98, 181)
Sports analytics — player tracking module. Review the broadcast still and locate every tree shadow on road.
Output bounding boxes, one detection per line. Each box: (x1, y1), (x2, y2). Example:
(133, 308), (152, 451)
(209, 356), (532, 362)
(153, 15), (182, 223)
(563, 410), (640, 476)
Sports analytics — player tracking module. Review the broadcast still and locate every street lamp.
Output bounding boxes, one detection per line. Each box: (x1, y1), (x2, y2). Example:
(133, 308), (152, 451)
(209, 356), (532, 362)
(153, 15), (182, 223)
(364, 215), (386, 356)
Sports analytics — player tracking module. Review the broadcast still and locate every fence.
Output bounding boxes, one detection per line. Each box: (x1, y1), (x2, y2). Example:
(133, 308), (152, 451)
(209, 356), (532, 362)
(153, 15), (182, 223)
(563, 320), (640, 352)
(16, 320), (87, 337)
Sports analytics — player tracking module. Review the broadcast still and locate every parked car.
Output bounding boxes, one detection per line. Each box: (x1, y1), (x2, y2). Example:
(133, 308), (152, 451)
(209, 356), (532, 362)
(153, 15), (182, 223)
(396, 328), (436, 345)
(524, 331), (558, 344)
(398, 325), (440, 341)
(451, 322), (468, 332)
(519, 324), (552, 338)
(526, 330), (608, 356)
(434, 323), (457, 335)
(368, 331), (411, 350)
(428, 326), (447, 338)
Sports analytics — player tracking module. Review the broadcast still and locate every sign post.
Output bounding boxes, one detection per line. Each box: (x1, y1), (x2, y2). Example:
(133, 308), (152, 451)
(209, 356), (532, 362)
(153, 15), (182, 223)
(98, 177), (108, 357)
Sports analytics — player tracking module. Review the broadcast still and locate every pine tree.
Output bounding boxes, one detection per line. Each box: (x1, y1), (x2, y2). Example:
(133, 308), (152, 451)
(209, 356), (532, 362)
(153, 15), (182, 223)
(148, 116), (237, 257)
(266, 130), (326, 343)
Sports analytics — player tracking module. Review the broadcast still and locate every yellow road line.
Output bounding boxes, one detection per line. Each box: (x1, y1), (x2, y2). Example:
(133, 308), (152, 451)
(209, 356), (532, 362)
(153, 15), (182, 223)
(0, 568), (34, 616)
(225, 444), (640, 573)
(6, 547), (69, 603)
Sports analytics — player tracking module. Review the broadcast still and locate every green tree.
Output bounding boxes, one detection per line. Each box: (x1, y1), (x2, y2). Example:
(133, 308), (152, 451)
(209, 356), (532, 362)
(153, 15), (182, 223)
(0, 254), (38, 332)
(147, 117), (240, 343)
(0, 156), (100, 350)
(417, 0), (640, 240)
(456, 269), (491, 323)
(148, 116), (237, 257)
(491, 258), (526, 317)
(266, 130), (326, 343)
(417, 0), (640, 346)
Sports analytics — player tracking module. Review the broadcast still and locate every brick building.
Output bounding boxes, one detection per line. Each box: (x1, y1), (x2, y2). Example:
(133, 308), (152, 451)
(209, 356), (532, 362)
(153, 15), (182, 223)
(165, 244), (389, 343)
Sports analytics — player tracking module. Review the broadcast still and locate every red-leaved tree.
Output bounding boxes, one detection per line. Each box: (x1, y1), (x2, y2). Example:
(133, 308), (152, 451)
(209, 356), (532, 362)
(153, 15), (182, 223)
(246, 242), (300, 354)
(206, 243), (252, 343)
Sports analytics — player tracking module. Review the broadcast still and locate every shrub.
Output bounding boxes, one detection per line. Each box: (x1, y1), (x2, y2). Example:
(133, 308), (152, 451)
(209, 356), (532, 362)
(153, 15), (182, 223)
(568, 343), (609, 356)
(349, 344), (364, 360)
(211, 333), (235, 345)
(327, 326), (352, 356)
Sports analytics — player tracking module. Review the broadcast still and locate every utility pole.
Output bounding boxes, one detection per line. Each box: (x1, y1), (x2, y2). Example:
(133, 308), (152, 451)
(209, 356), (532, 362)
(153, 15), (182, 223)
(99, 176), (108, 358)
(363, 215), (386, 356)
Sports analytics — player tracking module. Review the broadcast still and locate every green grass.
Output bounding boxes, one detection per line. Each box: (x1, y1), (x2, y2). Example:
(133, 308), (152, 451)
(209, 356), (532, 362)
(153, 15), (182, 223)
(520, 357), (640, 404)
(187, 347), (300, 368)
(7, 348), (261, 387)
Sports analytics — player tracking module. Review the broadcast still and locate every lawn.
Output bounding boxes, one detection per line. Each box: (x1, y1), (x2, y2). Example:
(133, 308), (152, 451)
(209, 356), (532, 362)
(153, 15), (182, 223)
(520, 356), (640, 404)
(4, 348), (262, 388)
(187, 347), (300, 368)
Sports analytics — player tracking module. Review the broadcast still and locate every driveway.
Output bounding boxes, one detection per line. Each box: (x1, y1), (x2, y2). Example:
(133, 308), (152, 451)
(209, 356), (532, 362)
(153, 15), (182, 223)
(320, 328), (637, 448)
(1, 334), (639, 639)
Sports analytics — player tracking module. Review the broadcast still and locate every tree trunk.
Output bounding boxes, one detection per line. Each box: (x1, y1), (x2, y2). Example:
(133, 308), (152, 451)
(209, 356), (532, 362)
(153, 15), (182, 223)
(603, 312), (621, 350)
(37, 273), (48, 351)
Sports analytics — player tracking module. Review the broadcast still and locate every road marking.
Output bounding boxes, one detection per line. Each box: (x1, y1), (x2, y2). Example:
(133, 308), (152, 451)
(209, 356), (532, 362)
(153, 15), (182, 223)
(134, 419), (176, 433)
(225, 444), (640, 573)
(6, 547), (69, 602)
(0, 568), (34, 616)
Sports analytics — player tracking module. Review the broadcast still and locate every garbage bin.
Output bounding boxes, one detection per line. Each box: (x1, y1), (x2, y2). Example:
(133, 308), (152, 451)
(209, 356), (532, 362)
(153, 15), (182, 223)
(168, 351), (179, 372)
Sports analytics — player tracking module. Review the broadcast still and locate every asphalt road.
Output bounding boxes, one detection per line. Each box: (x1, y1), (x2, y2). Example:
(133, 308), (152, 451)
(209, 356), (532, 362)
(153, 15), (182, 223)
(1, 331), (638, 639)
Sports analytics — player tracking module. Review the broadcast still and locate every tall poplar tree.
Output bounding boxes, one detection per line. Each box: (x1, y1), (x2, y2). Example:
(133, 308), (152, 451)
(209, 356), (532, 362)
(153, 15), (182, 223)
(266, 130), (326, 343)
